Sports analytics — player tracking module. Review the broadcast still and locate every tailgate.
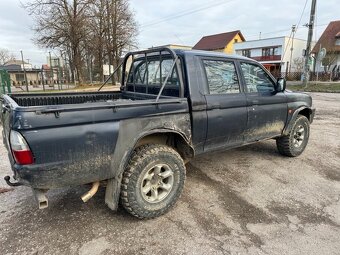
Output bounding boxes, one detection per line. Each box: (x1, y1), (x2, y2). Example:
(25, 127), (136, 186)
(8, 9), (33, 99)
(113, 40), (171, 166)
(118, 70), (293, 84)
(0, 95), (19, 172)
(0, 95), (14, 150)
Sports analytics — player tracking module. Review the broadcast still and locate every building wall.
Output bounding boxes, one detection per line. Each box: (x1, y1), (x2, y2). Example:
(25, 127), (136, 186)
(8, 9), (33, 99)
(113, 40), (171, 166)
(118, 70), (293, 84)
(281, 37), (308, 72)
(223, 33), (244, 54)
(9, 72), (40, 85)
(234, 36), (309, 73)
(315, 54), (340, 72)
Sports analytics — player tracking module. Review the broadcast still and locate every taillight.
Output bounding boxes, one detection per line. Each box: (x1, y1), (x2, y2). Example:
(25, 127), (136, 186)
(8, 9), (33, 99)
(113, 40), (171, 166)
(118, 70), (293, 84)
(10, 131), (34, 165)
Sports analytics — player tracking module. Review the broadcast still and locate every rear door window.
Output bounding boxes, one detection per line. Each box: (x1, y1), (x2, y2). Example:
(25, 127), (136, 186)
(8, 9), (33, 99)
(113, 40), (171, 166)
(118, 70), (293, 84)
(202, 59), (240, 94)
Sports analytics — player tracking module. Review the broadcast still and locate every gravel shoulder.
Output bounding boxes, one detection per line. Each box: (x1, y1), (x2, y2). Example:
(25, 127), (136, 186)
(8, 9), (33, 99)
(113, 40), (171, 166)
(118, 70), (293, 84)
(0, 92), (339, 255)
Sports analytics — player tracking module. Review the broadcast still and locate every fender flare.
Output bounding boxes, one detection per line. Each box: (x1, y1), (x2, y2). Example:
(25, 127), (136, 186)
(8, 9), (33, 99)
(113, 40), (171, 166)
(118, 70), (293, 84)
(283, 106), (313, 135)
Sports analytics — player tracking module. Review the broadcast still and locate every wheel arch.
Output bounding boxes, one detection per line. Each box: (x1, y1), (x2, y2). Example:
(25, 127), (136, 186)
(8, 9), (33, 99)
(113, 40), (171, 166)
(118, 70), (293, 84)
(134, 129), (195, 161)
(298, 107), (312, 121)
(283, 106), (312, 135)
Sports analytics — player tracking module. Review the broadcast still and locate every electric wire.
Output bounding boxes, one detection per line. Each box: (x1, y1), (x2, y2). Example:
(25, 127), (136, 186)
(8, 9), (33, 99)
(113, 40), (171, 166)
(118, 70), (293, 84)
(281, 0), (309, 61)
(140, 0), (236, 30)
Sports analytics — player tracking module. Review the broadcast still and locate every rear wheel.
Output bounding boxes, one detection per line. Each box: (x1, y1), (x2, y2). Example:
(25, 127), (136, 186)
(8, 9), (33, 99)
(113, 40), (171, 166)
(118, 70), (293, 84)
(120, 144), (186, 219)
(276, 115), (310, 157)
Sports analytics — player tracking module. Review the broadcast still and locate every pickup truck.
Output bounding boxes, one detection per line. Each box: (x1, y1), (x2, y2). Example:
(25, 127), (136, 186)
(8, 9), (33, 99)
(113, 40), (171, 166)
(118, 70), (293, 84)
(1, 48), (315, 219)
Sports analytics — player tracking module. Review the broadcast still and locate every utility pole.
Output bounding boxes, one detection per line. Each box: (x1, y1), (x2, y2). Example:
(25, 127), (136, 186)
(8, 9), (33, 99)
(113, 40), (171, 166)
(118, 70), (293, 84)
(303, 0), (317, 87)
(49, 51), (53, 88)
(20, 50), (29, 92)
(289, 25), (297, 74)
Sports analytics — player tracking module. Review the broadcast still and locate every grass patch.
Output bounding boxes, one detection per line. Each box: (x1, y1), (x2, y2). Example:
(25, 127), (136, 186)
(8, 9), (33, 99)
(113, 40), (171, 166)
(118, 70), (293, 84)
(287, 82), (340, 93)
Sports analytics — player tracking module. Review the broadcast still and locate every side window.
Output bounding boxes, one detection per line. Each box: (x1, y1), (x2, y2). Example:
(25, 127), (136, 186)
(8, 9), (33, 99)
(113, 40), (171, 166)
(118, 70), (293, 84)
(128, 58), (179, 86)
(240, 62), (275, 93)
(203, 60), (240, 94)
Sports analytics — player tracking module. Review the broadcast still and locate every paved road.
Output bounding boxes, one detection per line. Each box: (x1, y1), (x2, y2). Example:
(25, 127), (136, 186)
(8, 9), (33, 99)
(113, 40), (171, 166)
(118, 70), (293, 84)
(0, 93), (339, 255)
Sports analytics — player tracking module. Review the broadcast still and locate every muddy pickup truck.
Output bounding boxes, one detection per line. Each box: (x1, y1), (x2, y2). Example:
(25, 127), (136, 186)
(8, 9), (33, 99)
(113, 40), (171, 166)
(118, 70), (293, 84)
(1, 48), (315, 218)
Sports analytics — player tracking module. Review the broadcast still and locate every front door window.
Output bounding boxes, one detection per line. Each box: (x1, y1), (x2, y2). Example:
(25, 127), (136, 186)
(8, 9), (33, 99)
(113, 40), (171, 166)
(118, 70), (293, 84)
(240, 62), (275, 93)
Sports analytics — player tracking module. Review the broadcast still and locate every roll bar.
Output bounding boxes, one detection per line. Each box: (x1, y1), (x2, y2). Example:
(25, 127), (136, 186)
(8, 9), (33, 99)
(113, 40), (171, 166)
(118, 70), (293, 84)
(99, 47), (184, 100)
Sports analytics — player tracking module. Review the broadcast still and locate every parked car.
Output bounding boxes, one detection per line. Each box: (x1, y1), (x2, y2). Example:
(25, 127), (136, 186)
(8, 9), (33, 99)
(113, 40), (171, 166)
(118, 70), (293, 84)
(1, 48), (315, 218)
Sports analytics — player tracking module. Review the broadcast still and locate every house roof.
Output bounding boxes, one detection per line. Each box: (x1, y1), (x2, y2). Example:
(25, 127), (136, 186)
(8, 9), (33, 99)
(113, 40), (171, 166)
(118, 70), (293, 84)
(0, 64), (22, 71)
(3, 59), (29, 66)
(193, 30), (245, 50)
(312, 20), (340, 53)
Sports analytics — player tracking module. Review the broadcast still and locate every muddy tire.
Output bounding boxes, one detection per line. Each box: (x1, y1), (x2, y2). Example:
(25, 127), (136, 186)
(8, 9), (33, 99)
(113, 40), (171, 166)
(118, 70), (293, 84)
(120, 144), (186, 219)
(276, 115), (310, 157)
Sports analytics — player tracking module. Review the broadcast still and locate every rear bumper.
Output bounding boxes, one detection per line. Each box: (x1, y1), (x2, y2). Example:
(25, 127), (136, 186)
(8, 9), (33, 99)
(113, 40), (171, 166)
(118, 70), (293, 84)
(12, 160), (112, 189)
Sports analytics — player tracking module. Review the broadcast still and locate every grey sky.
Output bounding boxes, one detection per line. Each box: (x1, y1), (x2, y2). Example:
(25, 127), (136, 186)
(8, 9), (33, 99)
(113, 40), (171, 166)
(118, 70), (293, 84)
(0, 0), (339, 66)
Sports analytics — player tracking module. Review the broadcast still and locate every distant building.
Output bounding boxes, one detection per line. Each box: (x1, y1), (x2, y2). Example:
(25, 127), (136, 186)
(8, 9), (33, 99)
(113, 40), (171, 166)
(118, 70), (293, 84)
(193, 30), (245, 54)
(0, 59), (41, 86)
(234, 36), (309, 75)
(312, 20), (340, 79)
(155, 44), (192, 50)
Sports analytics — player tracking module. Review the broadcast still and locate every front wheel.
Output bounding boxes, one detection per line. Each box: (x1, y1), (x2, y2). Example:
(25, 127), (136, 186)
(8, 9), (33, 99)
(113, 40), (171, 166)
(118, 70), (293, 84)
(120, 144), (186, 219)
(276, 115), (310, 157)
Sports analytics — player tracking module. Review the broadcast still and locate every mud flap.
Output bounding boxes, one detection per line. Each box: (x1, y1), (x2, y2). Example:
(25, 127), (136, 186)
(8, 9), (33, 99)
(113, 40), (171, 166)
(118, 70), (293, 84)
(105, 177), (121, 211)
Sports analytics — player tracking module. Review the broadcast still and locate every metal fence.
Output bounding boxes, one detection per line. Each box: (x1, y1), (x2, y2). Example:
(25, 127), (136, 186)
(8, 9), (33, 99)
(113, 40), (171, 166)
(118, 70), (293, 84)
(0, 69), (11, 94)
(270, 71), (340, 82)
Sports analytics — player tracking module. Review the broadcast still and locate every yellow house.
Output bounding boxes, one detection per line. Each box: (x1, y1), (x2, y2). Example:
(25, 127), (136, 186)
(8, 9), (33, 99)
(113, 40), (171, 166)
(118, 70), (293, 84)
(193, 30), (245, 54)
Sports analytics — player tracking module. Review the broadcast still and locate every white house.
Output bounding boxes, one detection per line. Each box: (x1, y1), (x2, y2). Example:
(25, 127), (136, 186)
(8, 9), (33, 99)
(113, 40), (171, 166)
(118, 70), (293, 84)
(234, 36), (309, 75)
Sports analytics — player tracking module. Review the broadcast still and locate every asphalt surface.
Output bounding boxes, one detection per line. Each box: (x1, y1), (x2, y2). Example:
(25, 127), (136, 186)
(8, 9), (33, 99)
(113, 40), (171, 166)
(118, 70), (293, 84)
(0, 92), (339, 255)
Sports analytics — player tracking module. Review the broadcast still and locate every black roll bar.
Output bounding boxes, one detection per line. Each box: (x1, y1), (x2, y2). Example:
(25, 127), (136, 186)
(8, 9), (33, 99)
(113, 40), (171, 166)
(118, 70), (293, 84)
(121, 47), (184, 99)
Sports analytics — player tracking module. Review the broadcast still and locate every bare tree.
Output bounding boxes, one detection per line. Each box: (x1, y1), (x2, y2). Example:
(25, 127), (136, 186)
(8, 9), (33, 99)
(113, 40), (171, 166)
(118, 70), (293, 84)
(88, 0), (138, 83)
(322, 51), (338, 72)
(0, 48), (15, 65)
(23, 0), (138, 84)
(23, 0), (94, 83)
(293, 57), (304, 72)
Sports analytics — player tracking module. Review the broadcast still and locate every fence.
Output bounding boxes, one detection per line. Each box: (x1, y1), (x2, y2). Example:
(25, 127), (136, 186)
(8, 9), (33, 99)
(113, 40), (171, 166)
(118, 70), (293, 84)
(0, 69), (11, 94)
(270, 71), (339, 82)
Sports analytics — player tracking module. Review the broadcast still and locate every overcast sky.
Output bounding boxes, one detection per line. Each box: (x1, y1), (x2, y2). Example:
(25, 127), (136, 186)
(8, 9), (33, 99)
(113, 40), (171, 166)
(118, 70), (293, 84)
(0, 0), (339, 67)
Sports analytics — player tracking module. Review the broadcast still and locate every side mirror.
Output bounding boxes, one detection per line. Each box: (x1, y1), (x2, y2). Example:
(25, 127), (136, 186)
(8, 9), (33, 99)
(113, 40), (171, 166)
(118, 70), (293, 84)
(276, 78), (286, 92)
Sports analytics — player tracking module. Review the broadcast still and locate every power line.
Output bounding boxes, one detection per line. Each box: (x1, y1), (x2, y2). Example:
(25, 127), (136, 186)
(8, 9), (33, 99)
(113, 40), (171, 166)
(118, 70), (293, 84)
(140, 0), (236, 29)
(296, 0), (309, 31)
(281, 0), (309, 61)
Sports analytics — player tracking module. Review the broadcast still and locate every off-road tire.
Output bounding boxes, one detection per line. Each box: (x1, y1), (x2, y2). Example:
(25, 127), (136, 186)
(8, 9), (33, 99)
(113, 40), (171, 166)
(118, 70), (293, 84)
(120, 144), (186, 219)
(276, 115), (310, 157)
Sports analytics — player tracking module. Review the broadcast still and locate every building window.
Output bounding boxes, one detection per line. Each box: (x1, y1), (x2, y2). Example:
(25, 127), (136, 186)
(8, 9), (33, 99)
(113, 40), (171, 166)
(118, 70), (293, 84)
(234, 39), (238, 43)
(335, 38), (340, 46)
(242, 49), (251, 58)
(262, 47), (278, 56)
(15, 73), (25, 81)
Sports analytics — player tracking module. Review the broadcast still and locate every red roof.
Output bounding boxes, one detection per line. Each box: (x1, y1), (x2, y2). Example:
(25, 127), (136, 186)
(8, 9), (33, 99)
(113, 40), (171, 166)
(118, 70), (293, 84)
(193, 30), (245, 51)
(312, 20), (340, 53)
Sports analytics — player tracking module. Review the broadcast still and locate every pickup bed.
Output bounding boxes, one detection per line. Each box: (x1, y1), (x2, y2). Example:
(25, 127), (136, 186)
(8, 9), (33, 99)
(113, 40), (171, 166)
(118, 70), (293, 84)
(1, 48), (315, 218)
